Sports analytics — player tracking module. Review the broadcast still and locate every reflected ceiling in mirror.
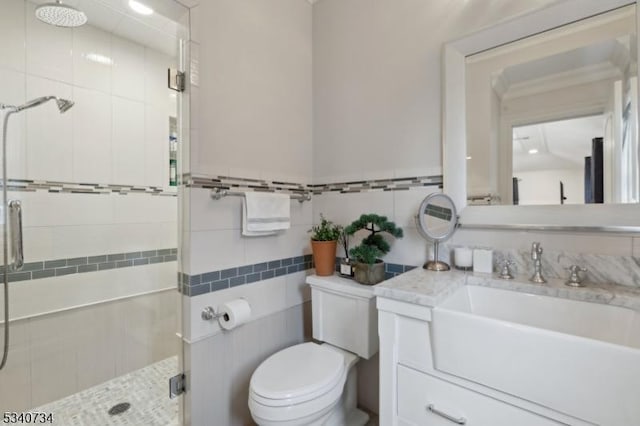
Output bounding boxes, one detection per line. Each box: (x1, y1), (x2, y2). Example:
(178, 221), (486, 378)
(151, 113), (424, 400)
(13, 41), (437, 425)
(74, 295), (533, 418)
(466, 4), (638, 206)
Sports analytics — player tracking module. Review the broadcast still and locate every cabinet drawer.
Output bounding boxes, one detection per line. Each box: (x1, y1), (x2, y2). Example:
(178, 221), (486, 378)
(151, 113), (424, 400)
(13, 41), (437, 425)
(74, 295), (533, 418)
(397, 365), (564, 426)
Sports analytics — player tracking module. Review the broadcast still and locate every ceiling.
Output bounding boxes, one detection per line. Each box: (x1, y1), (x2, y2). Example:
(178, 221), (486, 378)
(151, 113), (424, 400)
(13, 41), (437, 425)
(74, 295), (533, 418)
(513, 115), (606, 173)
(27, 0), (189, 56)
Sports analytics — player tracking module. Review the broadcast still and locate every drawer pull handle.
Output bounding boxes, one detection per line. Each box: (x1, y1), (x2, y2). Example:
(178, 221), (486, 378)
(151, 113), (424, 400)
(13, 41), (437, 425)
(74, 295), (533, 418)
(427, 404), (467, 424)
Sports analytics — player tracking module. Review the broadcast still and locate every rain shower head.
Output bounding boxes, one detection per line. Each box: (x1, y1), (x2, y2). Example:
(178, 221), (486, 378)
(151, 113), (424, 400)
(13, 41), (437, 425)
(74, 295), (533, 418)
(15, 96), (74, 114)
(35, 0), (87, 28)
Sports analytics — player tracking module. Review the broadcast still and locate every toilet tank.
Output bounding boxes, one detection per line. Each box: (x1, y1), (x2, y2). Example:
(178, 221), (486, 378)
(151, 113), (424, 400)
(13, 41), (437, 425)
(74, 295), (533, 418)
(306, 275), (379, 359)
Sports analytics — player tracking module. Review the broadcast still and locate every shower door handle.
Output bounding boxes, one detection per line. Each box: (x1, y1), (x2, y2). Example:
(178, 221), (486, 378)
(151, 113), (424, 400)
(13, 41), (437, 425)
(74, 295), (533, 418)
(8, 200), (23, 271)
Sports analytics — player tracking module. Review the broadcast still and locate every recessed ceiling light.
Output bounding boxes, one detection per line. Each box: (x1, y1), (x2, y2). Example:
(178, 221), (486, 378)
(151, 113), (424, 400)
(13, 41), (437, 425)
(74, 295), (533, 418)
(129, 0), (153, 15)
(528, 149), (538, 154)
(466, 156), (472, 160)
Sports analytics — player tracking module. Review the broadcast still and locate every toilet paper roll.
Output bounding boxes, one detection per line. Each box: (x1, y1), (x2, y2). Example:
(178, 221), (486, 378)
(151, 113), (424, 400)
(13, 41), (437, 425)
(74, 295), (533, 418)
(218, 299), (251, 330)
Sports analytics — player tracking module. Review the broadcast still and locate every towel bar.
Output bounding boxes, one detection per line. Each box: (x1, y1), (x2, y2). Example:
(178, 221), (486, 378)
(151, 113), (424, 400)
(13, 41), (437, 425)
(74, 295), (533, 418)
(210, 188), (312, 203)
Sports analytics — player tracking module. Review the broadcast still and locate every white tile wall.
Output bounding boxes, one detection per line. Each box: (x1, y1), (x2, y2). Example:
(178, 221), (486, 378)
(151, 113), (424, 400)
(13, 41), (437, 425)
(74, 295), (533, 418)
(112, 96), (146, 184)
(0, 290), (179, 412)
(0, 0), (26, 72)
(111, 35), (146, 102)
(25, 2), (73, 84)
(185, 302), (310, 426)
(72, 25), (112, 93)
(0, 67), (27, 179)
(72, 87), (112, 183)
(25, 76), (73, 182)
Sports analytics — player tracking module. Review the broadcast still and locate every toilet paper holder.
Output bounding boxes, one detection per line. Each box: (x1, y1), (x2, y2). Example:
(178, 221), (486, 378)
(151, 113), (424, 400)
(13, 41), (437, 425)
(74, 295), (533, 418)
(201, 306), (228, 322)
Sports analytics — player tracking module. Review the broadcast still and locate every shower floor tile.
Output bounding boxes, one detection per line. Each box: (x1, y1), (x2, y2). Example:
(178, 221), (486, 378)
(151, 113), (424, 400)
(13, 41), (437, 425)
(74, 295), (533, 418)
(33, 356), (179, 426)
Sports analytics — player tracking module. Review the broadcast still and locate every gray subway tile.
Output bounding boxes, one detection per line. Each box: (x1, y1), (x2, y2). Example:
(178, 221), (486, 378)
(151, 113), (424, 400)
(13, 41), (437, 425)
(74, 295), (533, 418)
(238, 265), (253, 275)
(187, 283), (210, 297)
(254, 262), (268, 272)
(188, 275), (202, 286)
(78, 264), (98, 273)
(56, 266), (77, 276)
(32, 269), (56, 279)
(88, 255), (107, 264)
(282, 258), (293, 266)
(107, 253), (125, 262)
(21, 262), (44, 272)
(387, 263), (403, 273)
(117, 260), (133, 268)
(304, 254), (312, 262)
(126, 252), (142, 260)
(149, 256), (164, 264)
(158, 249), (172, 256)
(133, 258), (149, 266)
(261, 270), (275, 280)
(142, 250), (157, 258)
(8, 272), (31, 282)
(170, 248), (177, 255)
(297, 263), (306, 272)
(268, 260), (281, 270)
(211, 279), (229, 292)
(275, 267), (287, 277)
(164, 254), (177, 262)
(404, 265), (416, 272)
(230, 276), (246, 287)
(221, 268), (238, 279)
(99, 262), (116, 271)
(246, 273), (261, 284)
(202, 271), (220, 282)
(44, 259), (66, 269)
(287, 265), (298, 274)
(67, 257), (88, 266)
(294, 256), (305, 264)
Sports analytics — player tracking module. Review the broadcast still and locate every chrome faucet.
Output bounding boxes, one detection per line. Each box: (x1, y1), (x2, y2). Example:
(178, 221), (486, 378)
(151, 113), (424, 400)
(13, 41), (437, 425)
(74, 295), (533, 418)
(530, 242), (546, 283)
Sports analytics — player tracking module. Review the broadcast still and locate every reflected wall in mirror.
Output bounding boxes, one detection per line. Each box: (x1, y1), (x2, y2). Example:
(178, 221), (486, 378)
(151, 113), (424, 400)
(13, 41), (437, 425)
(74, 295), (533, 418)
(466, 4), (638, 206)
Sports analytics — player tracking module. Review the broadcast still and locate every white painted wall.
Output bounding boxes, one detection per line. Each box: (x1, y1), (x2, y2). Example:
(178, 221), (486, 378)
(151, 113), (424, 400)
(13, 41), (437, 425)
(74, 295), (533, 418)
(516, 168), (584, 205)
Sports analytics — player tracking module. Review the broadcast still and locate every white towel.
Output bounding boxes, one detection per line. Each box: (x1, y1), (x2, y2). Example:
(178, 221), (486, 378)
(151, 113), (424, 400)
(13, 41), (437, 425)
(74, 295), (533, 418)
(242, 192), (291, 237)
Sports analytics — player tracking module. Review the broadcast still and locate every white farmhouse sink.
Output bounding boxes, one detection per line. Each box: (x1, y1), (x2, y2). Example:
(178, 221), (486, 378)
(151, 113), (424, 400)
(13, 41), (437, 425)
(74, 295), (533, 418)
(432, 285), (640, 425)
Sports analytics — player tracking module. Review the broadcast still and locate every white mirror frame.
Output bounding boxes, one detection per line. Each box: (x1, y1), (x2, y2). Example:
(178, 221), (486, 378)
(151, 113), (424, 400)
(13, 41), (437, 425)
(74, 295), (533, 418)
(443, 0), (640, 233)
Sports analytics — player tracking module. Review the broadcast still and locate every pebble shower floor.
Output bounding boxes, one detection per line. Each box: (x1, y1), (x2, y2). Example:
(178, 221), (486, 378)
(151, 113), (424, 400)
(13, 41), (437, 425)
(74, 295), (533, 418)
(32, 356), (179, 425)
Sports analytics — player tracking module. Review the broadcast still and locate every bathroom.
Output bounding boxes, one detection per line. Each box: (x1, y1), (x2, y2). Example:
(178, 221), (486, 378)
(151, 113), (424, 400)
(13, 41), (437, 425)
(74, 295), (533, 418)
(1, 0), (640, 425)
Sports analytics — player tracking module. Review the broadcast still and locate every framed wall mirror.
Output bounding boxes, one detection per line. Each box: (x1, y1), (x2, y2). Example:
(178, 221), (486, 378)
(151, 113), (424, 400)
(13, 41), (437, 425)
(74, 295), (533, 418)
(443, 0), (640, 231)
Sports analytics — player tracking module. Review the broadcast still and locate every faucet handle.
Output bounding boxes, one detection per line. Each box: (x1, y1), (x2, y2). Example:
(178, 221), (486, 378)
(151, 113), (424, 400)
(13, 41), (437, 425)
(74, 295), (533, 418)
(498, 260), (515, 280)
(566, 265), (587, 287)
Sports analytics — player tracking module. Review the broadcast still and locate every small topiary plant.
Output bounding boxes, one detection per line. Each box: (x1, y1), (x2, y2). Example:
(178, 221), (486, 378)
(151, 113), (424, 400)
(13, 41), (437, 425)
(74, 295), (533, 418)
(345, 214), (403, 265)
(310, 214), (342, 241)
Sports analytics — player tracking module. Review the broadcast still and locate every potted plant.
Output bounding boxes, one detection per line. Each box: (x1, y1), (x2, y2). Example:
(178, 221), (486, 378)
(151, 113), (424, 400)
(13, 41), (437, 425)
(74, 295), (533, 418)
(310, 215), (342, 276)
(345, 214), (403, 285)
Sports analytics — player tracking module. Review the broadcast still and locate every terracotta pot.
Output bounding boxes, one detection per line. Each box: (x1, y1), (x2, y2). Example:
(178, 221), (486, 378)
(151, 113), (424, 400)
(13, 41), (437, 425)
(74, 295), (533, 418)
(311, 240), (337, 276)
(353, 260), (385, 285)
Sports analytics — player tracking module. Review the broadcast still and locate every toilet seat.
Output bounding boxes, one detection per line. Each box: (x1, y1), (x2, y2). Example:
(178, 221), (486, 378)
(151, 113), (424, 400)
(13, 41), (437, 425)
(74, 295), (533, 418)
(250, 342), (345, 406)
(249, 343), (350, 424)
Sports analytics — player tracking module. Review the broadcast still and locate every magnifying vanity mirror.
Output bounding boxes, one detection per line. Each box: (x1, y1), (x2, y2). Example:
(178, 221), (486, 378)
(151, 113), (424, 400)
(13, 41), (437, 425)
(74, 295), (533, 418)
(416, 193), (458, 271)
(444, 0), (640, 231)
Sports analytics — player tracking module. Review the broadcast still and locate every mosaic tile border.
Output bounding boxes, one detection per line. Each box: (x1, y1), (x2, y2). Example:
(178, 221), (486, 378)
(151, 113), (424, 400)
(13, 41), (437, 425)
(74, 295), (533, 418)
(181, 254), (313, 297)
(184, 173), (443, 196)
(4, 179), (177, 197)
(3, 248), (177, 283)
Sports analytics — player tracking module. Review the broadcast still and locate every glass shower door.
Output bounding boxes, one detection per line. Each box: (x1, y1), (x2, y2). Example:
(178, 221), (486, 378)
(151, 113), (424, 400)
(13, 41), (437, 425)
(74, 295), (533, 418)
(0, 0), (189, 424)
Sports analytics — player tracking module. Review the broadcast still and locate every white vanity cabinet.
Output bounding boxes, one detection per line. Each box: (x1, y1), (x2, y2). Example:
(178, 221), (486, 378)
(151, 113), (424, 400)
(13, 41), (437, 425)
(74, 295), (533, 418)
(377, 297), (577, 426)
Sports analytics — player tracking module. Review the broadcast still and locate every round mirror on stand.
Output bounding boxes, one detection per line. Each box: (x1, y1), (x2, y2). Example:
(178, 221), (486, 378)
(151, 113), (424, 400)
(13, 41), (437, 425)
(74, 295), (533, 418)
(415, 193), (458, 271)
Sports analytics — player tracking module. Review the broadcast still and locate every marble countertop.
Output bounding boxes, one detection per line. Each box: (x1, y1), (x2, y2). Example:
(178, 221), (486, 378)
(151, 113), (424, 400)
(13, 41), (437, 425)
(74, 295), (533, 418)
(373, 267), (640, 312)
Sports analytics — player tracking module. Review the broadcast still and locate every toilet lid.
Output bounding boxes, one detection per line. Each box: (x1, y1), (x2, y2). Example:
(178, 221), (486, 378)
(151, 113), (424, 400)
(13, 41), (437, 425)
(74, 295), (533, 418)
(250, 343), (345, 402)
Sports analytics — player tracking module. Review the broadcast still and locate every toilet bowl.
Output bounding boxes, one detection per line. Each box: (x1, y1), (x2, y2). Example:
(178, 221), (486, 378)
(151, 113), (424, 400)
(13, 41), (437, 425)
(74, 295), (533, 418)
(248, 342), (368, 426)
(248, 275), (378, 426)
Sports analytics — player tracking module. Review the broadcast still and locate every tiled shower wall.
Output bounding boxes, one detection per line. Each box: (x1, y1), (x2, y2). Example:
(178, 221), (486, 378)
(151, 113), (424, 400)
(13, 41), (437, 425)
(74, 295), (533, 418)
(0, 0), (181, 412)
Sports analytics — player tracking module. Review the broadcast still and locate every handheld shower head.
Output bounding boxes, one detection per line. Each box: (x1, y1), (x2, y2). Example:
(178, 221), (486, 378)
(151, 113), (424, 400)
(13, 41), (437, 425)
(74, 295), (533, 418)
(56, 98), (74, 113)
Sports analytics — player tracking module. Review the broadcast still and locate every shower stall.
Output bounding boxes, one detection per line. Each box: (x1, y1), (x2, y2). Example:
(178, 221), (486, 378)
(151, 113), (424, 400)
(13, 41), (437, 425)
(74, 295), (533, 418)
(0, 0), (188, 424)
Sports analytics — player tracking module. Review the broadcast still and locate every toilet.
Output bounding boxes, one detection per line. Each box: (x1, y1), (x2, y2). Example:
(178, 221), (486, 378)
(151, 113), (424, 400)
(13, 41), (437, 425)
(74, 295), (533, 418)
(248, 276), (378, 426)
